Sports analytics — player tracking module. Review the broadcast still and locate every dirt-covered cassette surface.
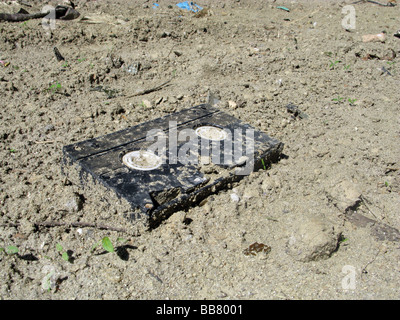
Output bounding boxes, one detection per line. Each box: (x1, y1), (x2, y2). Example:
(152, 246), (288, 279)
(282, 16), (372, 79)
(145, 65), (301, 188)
(63, 103), (283, 231)
(1, 0), (399, 300)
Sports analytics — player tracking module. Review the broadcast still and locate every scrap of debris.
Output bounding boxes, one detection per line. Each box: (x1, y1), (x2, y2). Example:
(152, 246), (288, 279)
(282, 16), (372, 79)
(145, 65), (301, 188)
(0, 5), (79, 22)
(53, 47), (65, 62)
(352, 0), (397, 7)
(286, 103), (309, 119)
(243, 242), (272, 257)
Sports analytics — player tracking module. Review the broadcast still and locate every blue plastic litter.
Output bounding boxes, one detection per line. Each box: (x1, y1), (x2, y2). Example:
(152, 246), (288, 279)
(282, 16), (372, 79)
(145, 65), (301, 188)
(176, 1), (203, 13)
(277, 6), (290, 12)
(153, 3), (159, 9)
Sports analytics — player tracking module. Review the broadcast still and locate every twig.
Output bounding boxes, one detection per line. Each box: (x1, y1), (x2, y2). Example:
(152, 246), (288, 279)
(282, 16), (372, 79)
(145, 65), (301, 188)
(361, 245), (386, 277)
(34, 221), (127, 233)
(166, 45), (175, 58)
(352, 0), (396, 6)
(288, 9), (320, 25)
(33, 140), (56, 144)
(385, 167), (399, 173)
(345, 211), (400, 242)
(17, 1), (32, 7)
(124, 78), (173, 98)
(147, 269), (163, 283)
(361, 251), (378, 276)
(360, 195), (378, 220)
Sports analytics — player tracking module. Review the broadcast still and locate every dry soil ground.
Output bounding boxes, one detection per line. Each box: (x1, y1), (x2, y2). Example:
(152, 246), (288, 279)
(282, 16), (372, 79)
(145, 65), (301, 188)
(0, 0), (400, 300)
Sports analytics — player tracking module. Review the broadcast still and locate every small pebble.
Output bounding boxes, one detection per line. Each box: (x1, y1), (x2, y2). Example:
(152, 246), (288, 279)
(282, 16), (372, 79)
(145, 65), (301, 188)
(230, 193), (240, 202)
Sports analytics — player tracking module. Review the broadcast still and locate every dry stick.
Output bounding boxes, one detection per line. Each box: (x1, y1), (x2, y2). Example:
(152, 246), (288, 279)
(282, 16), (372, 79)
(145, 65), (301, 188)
(33, 140), (56, 144)
(352, 0), (396, 6)
(35, 221), (127, 233)
(147, 269), (163, 283)
(360, 195), (378, 220)
(17, 1), (33, 7)
(123, 78), (173, 99)
(288, 9), (320, 25)
(166, 44), (175, 58)
(361, 245), (386, 277)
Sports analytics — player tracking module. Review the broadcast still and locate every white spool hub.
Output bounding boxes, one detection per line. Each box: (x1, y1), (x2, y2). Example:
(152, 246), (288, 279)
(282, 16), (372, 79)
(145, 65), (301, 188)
(122, 150), (162, 171)
(195, 126), (227, 141)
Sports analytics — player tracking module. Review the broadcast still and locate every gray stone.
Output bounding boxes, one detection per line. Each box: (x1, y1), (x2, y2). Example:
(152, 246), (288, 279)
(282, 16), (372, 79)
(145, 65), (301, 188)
(286, 215), (341, 262)
(43, 124), (55, 134)
(64, 193), (83, 213)
(329, 180), (361, 212)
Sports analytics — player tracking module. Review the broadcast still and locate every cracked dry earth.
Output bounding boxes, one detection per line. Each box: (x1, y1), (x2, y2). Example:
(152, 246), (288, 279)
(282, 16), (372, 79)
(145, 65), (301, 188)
(0, 0), (400, 299)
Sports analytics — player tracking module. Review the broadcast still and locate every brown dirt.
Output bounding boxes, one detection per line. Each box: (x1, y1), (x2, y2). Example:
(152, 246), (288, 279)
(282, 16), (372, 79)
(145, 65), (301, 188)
(1, 0), (399, 299)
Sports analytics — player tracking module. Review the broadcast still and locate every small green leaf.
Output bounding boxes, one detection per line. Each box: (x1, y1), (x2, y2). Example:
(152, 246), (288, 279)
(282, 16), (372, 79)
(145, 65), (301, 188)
(261, 158), (267, 170)
(6, 246), (19, 254)
(102, 237), (114, 253)
(62, 252), (69, 261)
(348, 98), (357, 105)
(117, 237), (127, 243)
(56, 243), (64, 252)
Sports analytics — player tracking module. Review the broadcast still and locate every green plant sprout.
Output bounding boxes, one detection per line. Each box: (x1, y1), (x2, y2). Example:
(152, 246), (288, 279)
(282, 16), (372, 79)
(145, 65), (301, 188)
(48, 82), (62, 93)
(339, 235), (348, 243)
(92, 237), (115, 253)
(101, 237), (114, 253)
(344, 64), (351, 70)
(261, 158), (267, 170)
(56, 243), (70, 262)
(348, 98), (357, 106)
(91, 237), (128, 254)
(384, 181), (392, 192)
(329, 60), (340, 69)
(332, 96), (344, 103)
(0, 245), (19, 255)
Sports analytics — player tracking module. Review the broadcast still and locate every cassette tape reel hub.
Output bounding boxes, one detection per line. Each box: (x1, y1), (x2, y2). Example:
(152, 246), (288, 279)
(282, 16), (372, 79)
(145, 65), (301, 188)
(195, 126), (228, 141)
(122, 150), (162, 171)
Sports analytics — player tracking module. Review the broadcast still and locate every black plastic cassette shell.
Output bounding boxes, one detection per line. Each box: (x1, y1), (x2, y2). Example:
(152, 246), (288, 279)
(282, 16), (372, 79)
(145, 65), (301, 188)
(62, 104), (284, 228)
